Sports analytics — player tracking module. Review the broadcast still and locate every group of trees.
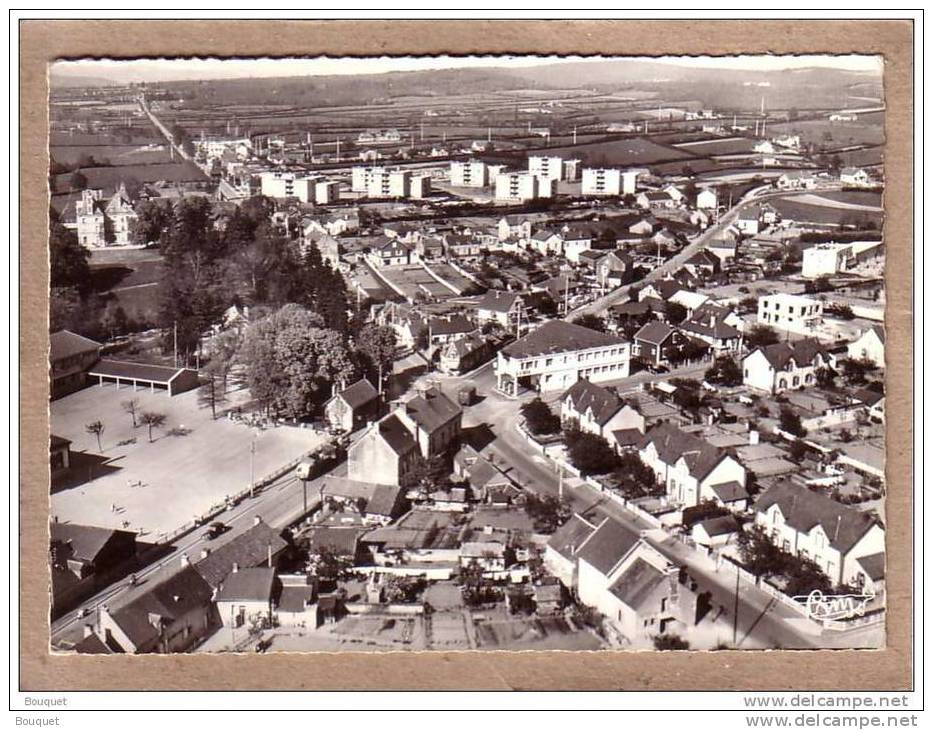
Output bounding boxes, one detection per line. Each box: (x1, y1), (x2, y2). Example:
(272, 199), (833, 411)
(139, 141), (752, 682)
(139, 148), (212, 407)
(704, 355), (743, 387)
(522, 493), (571, 534)
(737, 525), (832, 597)
(83, 400), (166, 453)
(563, 427), (621, 477)
(744, 324), (781, 349)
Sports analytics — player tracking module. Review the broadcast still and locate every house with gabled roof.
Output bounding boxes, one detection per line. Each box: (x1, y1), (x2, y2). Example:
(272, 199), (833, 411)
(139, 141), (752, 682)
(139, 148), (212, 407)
(559, 379), (645, 441)
(753, 480), (885, 589)
(528, 229), (564, 256)
(347, 387), (462, 485)
(92, 566), (216, 654)
(633, 320), (685, 369)
(474, 289), (525, 330)
(847, 325), (885, 368)
(64, 183), (139, 248)
(742, 339), (830, 394)
(367, 235), (417, 268)
(324, 378), (382, 433)
(637, 422), (748, 510)
(49, 329), (102, 398)
(497, 215), (533, 242)
(679, 302), (743, 354)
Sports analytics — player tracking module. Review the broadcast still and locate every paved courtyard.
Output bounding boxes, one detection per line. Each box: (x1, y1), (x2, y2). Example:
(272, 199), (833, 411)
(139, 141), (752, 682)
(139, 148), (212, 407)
(50, 382), (324, 538)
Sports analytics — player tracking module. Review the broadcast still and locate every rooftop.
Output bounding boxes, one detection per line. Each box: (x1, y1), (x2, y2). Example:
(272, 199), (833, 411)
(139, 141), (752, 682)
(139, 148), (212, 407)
(503, 320), (625, 360)
(50, 330), (102, 362)
(214, 567), (277, 603)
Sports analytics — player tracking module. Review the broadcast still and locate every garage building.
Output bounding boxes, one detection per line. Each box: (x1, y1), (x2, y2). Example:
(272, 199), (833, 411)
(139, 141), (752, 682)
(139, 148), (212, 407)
(88, 360), (200, 396)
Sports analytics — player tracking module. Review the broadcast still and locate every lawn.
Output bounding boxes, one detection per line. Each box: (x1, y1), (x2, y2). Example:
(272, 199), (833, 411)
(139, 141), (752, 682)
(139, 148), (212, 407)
(673, 137), (761, 156)
(53, 161), (208, 192)
(770, 198), (883, 228)
(50, 143), (173, 167)
(50, 384), (323, 537)
(767, 119), (885, 148)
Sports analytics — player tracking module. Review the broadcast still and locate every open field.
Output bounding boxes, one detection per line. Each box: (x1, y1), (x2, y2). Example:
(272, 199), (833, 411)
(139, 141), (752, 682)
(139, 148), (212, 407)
(834, 146), (885, 167)
(50, 384), (322, 537)
(51, 143), (173, 167)
(813, 189), (883, 207)
(673, 136), (761, 156)
(544, 137), (696, 167)
(767, 119), (885, 148)
(53, 161), (207, 192)
(770, 197), (883, 228)
(787, 191), (882, 210)
(473, 614), (605, 650)
(377, 264), (456, 301)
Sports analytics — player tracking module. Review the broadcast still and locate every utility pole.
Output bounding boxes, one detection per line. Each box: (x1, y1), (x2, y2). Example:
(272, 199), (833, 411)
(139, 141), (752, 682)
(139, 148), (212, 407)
(732, 566), (740, 646)
(249, 437), (256, 498)
(173, 321), (178, 368)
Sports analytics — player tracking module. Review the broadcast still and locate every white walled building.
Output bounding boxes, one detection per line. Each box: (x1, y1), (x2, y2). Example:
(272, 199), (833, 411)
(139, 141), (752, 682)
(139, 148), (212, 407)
(366, 168), (412, 199)
(757, 292), (824, 335)
(528, 155), (564, 182)
(581, 168), (637, 197)
(495, 172), (541, 203)
(696, 188), (718, 210)
(495, 320), (630, 396)
(742, 339), (830, 394)
(450, 160), (488, 188)
(410, 175), (432, 199)
(314, 180), (341, 205)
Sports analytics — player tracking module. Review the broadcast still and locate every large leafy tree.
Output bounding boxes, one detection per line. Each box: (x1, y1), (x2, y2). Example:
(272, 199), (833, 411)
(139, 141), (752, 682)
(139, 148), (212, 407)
(238, 304), (357, 419)
(520, 398), (561, 436)
(49, 214), (91, 294)
(355, 323), (397, 393)
(563, 427), (620, 476)
(705, 355), (742, 386)
(131, 199), (174, 247)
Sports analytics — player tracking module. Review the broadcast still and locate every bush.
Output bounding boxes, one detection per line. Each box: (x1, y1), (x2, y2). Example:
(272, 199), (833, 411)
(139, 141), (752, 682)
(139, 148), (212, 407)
(653, 634), (690, 650)
(778, 406), (807, 437)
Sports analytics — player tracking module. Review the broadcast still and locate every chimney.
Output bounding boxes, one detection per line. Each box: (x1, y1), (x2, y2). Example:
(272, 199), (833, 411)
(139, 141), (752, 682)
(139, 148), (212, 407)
(200, 548), (211, 559)
(83, 624), (93, 638)
(232, 562), (239, 574)
(267, 543), (273, 568)
(253, 515), (263, 527)
(749, 430), (760, 446)
(180, 553), (190, 567)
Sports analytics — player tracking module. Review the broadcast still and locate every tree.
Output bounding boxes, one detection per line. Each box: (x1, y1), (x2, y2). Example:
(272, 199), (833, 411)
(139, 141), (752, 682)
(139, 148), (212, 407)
(70, 170), (88, 191)
(520, 398), (561, 436)
(815, 367), (836, 389)
(121, 398), (140, 428)
(788, 439), (810, 463)
(571, 313), (606, 333)
(745, 324), (780, 349)
(49, 287), (82, 333)
(85, 420), (104, 451)
(737, 525), (788, 577)
(198, 374), (226, 420)
(100, 302), (129, 340)
(50, 214), (92, 294)
(400, 454), (449, 495)
(612, 451), (661, 499)
(778, 406), (807, 437)
(238, 304), (357, 419)
(306, 545), (354, 588)
(663, 300), (688, 325)
(525, 291), (557, 317)
(140, 412), (167, 442)
(705, 356), (742, 387)
(131, 198), (173, 247)
(842, 357), (877, 386)
(804, 275), (833, 295)
(355, 323), (397, 394)
(523, 493), (571, 533)
(563, 427), (620, 476)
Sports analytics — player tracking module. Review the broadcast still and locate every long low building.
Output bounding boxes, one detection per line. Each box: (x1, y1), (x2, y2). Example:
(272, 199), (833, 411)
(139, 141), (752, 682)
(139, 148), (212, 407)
(495, 320), (630, 396)
(88, 360), (201, 396)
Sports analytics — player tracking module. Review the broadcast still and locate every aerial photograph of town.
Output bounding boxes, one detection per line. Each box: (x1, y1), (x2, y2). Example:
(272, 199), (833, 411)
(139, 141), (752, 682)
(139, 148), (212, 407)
(46, 54), (887, 655)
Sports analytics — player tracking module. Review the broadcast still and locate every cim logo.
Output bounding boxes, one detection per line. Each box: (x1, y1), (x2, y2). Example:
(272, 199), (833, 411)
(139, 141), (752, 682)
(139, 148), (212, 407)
(798, 589), (875, 621)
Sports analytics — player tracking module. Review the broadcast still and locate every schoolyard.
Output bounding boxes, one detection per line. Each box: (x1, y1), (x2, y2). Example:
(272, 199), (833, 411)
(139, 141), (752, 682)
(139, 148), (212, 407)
(50, 382), (325, 538)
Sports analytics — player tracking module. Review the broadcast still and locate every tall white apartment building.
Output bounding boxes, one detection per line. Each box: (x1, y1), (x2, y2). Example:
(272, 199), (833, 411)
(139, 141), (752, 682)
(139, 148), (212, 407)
(367, 168), (411, 198)
(562, 159), (581, 182)
(450, 160), (488, 188)
(410, 175), (432, 199)
(260, 172), (314, 202)
(581, 168), (638, 196)
(495, 172), (541, 202)
(528, 155), (564, 182)
(314, 180), (341, 205)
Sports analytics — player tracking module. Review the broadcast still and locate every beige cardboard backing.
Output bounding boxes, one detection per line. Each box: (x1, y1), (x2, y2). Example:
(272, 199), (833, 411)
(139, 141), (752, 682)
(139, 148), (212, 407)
(19, 19), (913, 691)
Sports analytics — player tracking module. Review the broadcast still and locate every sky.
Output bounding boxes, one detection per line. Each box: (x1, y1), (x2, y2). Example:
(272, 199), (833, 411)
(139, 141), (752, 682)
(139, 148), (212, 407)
(51, 54), (882, 84)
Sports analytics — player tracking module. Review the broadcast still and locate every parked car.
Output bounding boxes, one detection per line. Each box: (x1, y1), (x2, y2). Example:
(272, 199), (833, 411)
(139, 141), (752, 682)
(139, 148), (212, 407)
(204, 522), (229, 541)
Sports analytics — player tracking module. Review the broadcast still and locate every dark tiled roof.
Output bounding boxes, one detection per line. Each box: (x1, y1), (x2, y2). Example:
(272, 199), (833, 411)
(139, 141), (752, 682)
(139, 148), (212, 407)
(871, 325), (885, 344)
(305, 527), (364, 557)
(429, 315), (475, 336)
(403, 387), (461, 434)
(73, 632), (114, 654)
(681, 304), (742, 340)
(710, 481), (749, 503)
(50, 434), (72, 450)
(49, 330), (101, 362)
(278, 585), (316, 613)
(612, 428), (644, 448)
(852, 388), (884, 407)
(366, 484), (404, 517)
(576, 518), (640, 576)
(607, 557), (668, 610)
(194, 522), (288, 588)
(857, 552), (885, 581)
(754, 481), (882, 555)
(752, 339), (826, 370)
(377, 414), (419, 457)
(337, 378), (379, 410)
(110, 566), (214, 649)
(476, 289), (521, 313)
(697, 515), (741, 537)
(634, 320), (676, 346)
(638, 422), (731, 482)
(503, 320), (625, 359)
(215, 567), (277, 603)
(546, 514), (597, 562)
(561, 379), (621, 427)
(50, 523), (135, 564)
(88, 359), (189, 384)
